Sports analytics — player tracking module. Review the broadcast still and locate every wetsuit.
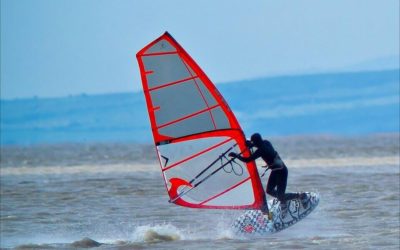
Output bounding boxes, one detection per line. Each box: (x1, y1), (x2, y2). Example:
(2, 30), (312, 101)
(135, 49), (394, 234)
(233, 140), (300, 204)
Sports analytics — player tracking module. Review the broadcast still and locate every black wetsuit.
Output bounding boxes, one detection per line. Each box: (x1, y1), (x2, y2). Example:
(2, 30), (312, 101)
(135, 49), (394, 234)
(235, 140), (300, 203)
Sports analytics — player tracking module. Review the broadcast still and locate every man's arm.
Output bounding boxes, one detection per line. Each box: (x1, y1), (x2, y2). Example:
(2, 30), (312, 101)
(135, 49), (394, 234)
(229, 149), (261, 163)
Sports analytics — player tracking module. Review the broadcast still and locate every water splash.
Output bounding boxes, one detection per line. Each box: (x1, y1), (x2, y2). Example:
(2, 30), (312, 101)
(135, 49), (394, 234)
(132, 223), (184, 243)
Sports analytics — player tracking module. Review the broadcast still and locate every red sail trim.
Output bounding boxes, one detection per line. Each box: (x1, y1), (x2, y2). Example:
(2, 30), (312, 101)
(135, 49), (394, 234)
(162, 137), (233, 172)
(199, 177), (251, 206)
(137, 52), (158, 141)
(142, 51), (178, 56)
(157, 104), (220, 129)
(169, 129), (241, 143)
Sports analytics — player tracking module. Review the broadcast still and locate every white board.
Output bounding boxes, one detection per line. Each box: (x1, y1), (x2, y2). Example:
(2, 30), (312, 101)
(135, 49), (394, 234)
(232, 192), (319, 235)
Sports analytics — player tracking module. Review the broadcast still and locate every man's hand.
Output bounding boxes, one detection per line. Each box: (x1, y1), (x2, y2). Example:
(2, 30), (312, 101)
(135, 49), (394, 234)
(228, 152), (237, 158)
(245, 140), (253, 147)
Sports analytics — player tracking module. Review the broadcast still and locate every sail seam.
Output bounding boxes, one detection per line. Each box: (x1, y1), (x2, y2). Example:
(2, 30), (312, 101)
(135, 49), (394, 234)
(147, 76), (199, 92)
(157, 104), (220, 129)
(142, 51), (178, 56)
(199, 177), (251, 206)
(180, 59), (218, 130)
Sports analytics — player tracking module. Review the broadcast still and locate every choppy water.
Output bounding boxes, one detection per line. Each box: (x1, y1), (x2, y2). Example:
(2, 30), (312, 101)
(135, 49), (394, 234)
(1, 134), (399, 249)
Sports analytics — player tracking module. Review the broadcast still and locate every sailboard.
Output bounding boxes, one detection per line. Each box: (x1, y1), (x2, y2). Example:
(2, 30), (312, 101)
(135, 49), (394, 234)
(136, 32), (266, 210)
(233, 192), (319, 235)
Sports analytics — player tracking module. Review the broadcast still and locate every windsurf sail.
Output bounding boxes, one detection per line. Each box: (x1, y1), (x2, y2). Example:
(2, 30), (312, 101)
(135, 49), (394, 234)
(136, 32), (265, 210)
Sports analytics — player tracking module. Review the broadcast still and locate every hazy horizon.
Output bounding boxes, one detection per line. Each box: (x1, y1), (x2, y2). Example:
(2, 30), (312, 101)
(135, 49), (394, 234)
(1, 67), (399, 101)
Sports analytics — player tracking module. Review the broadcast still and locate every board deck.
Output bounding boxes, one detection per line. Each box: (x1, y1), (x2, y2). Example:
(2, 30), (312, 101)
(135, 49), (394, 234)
(232, 192), (319, 235)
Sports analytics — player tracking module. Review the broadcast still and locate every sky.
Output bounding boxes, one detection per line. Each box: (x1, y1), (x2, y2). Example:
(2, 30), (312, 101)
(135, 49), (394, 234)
(1, 0), (399, 99)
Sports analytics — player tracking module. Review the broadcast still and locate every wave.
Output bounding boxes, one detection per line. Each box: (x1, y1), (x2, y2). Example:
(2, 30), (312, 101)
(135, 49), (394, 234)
(132, 224), (183, 243)
(1, 156), (398, 176)
(10, 222), (236, 249)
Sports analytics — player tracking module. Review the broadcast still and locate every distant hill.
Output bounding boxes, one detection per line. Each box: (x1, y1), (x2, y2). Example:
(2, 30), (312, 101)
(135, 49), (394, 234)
(340, 55), (399, 72)
(1, 69), (399, 145)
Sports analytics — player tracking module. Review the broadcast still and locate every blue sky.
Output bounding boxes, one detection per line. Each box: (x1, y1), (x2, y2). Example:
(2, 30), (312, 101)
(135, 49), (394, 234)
(1, 0), (399, 99)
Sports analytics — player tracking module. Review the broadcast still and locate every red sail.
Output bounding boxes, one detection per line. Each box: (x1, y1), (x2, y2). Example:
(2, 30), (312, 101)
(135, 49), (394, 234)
(136, 32), (265, 209)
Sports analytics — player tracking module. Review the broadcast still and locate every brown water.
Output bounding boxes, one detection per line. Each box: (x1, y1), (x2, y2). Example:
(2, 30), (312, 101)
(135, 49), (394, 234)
(1, 134), (399, 249)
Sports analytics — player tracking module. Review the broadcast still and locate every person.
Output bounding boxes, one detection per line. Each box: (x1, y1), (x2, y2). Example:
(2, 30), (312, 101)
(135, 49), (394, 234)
(229, 133), (307, 218)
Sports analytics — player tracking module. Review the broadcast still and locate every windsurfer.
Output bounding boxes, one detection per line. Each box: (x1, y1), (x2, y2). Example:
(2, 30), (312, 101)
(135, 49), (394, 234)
(229, 133), (307, 218)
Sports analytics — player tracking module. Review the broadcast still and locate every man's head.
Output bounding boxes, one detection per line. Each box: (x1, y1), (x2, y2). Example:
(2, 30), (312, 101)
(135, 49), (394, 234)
(250, 133), (263, 147)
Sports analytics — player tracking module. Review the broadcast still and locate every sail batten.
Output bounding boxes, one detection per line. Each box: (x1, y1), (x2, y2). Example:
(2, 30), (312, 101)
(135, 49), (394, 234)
(142, 51), (179, 56)
(157, 104), (220, 130)
(162, 137), (233, 173)
(147, 76), (199, 91)
(136, 32), (265, 210)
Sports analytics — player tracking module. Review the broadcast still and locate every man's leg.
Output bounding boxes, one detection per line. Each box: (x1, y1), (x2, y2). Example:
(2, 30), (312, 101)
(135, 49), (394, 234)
(276, 167), (288, 202)
(276, 167), (289, 216)
(261, 171), (279, 219)
(260, 191), (269, 214)
(266, 171), (279, 198)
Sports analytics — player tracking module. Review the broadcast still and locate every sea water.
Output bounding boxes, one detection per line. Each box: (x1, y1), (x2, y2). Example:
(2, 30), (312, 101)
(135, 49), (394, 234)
(1, 134), (399, 249)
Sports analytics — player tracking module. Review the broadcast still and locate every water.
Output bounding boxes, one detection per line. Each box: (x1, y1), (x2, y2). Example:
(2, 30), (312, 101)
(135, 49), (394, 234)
(2, 69), (399, 145)
(1, 134), (399, 249)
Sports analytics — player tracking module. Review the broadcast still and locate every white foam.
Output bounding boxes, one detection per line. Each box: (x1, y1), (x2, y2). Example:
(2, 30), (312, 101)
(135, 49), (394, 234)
(0, 163), (158, 176)
(132, 223), (184, 243)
